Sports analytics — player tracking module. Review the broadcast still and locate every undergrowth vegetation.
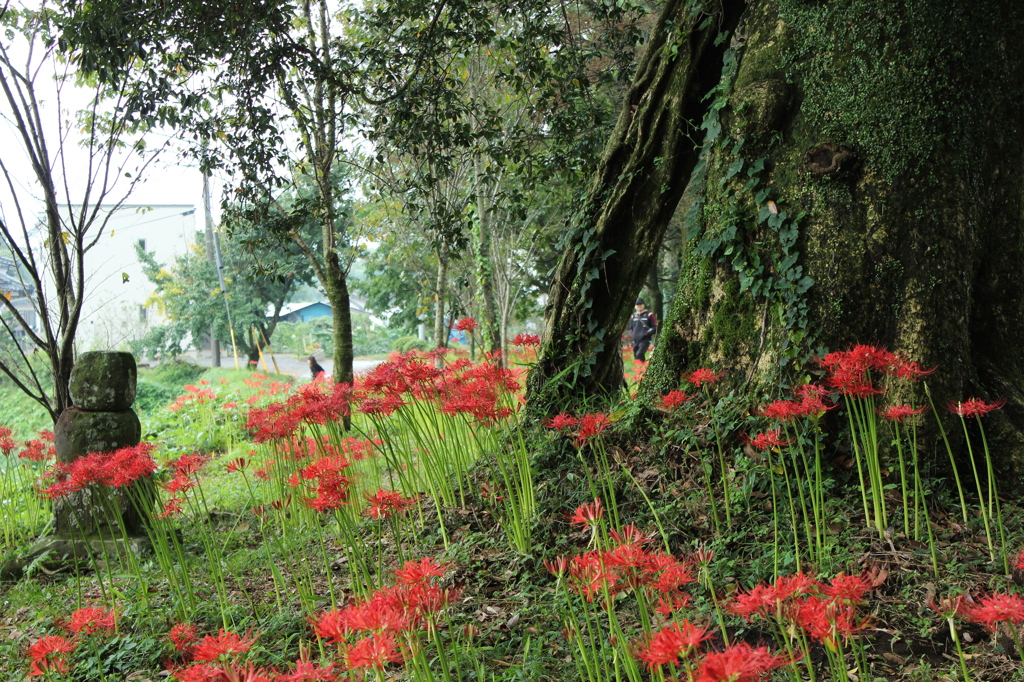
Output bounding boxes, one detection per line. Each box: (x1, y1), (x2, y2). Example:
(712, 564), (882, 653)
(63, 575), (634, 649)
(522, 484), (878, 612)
(1, 341), (1023, 681)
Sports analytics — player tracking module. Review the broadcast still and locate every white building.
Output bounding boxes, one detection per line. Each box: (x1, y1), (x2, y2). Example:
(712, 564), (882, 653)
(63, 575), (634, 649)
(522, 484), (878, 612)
(40, 204), (198, 350)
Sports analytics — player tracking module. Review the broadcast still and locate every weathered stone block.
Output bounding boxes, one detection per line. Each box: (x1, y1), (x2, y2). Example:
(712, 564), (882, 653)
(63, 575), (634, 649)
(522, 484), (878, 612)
(69, 351), (137, 411)
(54, 407), (141, 463)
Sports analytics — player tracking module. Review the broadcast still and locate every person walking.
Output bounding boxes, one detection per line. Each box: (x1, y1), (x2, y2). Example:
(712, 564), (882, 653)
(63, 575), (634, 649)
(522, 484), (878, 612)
(308, 355), (326, 379)
(629, 298), (658, 362)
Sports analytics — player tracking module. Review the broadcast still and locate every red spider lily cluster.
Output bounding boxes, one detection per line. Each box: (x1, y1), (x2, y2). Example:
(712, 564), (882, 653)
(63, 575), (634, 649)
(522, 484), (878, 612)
(19, 432), (57, 462)
(287, 449), (356, 513)
(511, 333), (540, 346)
(0, 427), (56, 461)
(358, 352), (520, 425)
(310, 558), (458, 674)
(550, 523), (695, 613)
(948, 397), (1006, 418)
(956, 592), (1024, 632)
(168, 629), (274, 681)
(729, 572), (874, 649)
(24, 606), (118, 676)
(0, 425), (16, 456)
(37, 442), (157, 500)
(760, 384), (832, 422)
(159, 452), (211, 518)
(879, 404), (928, 423)
(819, 345), (933, 398)
(544, 412), (611, 443)
(742, 429), (789, 451)
(26, 634), (77, 677)
(247, 382), (354, 443)
(453, 317), (478, 333)
(637, 633), (790, 682)
(362, 489), (417, 519)
(245, 352), (521, 444)
(168, 384), (219, 412)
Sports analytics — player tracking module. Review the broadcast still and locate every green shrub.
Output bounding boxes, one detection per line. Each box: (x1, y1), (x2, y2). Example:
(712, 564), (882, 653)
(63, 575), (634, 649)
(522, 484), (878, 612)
(393, 335), (429, 352)
(145, 360), (206, 389)
(134, 379), (178, 413)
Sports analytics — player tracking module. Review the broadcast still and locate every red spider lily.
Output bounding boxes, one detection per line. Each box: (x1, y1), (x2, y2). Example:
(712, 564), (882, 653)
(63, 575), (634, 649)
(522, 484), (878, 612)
(190, 629), (258, 662)
(948, 397), (1006, 418)
(20, 437), (56, 462)
(170, 452), (211, 477)
(225, 457), (249, 473)
(928, 594), (964, 619)
(821, 572), (872, 604)
(960, 593), (1024, 630)
(795, 595), (870, 648)
(729, 573), (821, 621)
(686, 368), (722, 388)
(576, 413), (611, 442)
(544, 556), (570, 577)
(169, 623), (199, 654)
(512, 333), (540, 346)
(568, 551), (619, 601)
(879, 404), (927, 423)
(60, 606), (117, 636)
(743, 429), (788, 451)
(889, 358), (936, 380)
(158, 496), (184, 518)
(172, 662), (275, 682)
(635, 620), (711, 669)
(0, 425), (16, 456)
(277, 659), (338, 681)
(394, 557), (445, 585)
(290, 454), (354, 513)
(1016, 548), (1024, 571)
(825, 365), (882, 398)
(544, 413), (578, 430)
(656, 591), (691, 617)
(795, 384), (832, 416)
(26, 634), (76, 677)
(346, 633), (403, 670)
(760, 398), (801, 422)
(362, 489), (416, 519)
(454, 317), (478, 332)
(570, 499), (604, 528)
(312, 610), (350, 645)
(608, 524), (652, 546)
(657, 390), (691, 410)
(694, 643), (791, 682)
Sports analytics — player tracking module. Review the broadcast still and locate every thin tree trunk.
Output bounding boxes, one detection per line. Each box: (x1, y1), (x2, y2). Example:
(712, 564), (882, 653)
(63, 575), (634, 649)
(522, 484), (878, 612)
(525, 0), (745, 413)
(473, 158), (501, 355)
(433, 249), (449, 354)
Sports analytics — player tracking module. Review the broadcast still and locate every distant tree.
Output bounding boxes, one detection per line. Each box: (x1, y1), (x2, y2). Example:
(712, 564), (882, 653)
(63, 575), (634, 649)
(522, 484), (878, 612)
(0, 4), (168, 421)
(134, 229), (312, 367)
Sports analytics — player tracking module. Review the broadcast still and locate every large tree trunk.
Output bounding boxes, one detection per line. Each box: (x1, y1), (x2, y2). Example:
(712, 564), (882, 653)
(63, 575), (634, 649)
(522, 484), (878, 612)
(641, 0), (1024, 470)
(525, 0), (745, 413)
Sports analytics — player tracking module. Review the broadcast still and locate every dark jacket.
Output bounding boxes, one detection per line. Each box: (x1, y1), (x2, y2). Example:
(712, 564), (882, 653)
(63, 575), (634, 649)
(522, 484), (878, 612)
(629, 310), (657, 343)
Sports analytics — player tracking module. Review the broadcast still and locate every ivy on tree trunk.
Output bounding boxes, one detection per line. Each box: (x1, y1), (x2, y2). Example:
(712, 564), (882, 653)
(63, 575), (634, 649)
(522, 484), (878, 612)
(526, 0), (745, 413)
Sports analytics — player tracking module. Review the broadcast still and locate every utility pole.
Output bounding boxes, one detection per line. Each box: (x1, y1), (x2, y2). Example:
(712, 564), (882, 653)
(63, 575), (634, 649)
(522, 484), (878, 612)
(203, 169), (221, 367)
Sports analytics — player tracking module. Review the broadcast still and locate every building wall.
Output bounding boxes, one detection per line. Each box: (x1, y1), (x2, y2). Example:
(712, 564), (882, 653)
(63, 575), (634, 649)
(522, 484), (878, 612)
(41, 204), (197, 350)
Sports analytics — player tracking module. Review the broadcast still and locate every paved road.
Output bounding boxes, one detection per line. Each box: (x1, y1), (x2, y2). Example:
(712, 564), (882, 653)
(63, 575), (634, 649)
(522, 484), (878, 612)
(181, 348), (382, 380)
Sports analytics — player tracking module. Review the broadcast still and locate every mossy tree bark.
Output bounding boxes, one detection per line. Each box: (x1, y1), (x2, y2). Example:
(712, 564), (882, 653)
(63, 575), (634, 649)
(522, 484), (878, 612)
(641, 0), (1024, 471)
(526, 0), (745, 412)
